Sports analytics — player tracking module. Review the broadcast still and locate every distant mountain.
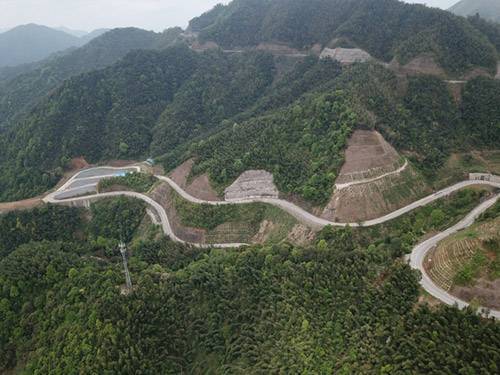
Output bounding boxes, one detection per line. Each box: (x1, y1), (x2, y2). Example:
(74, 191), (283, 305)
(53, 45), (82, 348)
(55, 26), (89, 38)
(0, 24), (81, 67)
(0, 27), (183, 129)
(449, 0), (500, 23)
(79, 28), (111, 44)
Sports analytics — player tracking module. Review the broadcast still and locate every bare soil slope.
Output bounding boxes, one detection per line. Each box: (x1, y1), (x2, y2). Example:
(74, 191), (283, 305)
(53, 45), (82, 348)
(169, 159), (221, 201)
(323, 130), (430, 222)
(335, 130), (402, 184)
(389, 54), (445, 77)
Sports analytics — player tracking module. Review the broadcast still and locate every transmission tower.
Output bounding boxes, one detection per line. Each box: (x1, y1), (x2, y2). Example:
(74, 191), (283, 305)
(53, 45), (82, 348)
(119, 242), (133, 290)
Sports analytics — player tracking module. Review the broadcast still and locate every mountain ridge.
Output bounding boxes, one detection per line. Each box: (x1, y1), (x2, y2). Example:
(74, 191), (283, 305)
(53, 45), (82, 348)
(191, 0), (498, 75)
(0, 24), (82, 68)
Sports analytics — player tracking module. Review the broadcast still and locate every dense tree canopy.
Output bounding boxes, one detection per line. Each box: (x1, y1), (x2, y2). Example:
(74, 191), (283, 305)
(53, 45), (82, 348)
(0, 221), (499, 373)
(0, 27), (182, 130)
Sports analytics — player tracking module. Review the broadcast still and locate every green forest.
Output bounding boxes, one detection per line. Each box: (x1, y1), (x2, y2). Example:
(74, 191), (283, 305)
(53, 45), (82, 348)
(98, 172), (156, 193)
(1, 197), (499, 373)
(193, 0), (498, 74)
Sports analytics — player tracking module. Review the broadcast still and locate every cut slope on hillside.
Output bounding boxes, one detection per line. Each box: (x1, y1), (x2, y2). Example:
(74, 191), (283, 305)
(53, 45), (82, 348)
(324, 167), (430, 223)
(168, 159), (221, 201)
(321, 130), (429, 222)
(334, 130), (404, 185)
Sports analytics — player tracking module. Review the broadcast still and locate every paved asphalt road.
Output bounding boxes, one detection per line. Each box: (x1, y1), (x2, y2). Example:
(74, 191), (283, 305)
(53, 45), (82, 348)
(41, 166), (500, 318)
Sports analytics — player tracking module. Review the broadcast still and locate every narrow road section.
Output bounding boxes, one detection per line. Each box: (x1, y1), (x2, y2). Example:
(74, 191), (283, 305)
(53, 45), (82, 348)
(334, 160), (409, 190)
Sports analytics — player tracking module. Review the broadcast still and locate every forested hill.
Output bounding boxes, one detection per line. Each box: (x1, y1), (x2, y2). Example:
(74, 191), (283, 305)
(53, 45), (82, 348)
(0, 0), (500, 203)
(0, 27), (182, 129)
(190, 0), (498, 75)
(450, 0), (500, 23)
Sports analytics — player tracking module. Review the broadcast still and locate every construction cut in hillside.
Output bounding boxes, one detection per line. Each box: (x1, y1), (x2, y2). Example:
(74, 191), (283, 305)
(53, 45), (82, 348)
(168, 159), (221, 201)
(322, 130), (430, 222)
(225, 170), (279, 201)
(320, 47), (372, 64)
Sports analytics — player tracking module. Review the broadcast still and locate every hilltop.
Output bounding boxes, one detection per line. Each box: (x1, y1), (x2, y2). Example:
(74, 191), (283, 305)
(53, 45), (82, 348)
(0, 24), (83, 68)
(450, 0), (500, 23)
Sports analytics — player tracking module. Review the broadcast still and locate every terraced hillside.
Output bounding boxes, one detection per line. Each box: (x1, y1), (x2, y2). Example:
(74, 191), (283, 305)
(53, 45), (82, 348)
(322, 130), (430, 222)
(425, 210), (500, 309)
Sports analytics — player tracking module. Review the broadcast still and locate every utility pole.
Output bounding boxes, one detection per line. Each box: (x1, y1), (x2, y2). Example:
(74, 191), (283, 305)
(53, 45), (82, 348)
(119, 242), (133, 290)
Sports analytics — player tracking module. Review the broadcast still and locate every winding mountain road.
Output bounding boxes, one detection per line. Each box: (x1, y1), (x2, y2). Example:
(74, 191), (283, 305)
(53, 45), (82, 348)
(38, 166), (500, 319)
(410, 193), (500, 319)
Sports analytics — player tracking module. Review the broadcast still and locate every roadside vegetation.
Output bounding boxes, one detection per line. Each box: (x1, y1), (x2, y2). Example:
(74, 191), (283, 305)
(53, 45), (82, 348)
(427, 200), (500, 291)
(98, 172), (156, 193)
(171, 189), (297, 244)
(317, 187), (494, 257)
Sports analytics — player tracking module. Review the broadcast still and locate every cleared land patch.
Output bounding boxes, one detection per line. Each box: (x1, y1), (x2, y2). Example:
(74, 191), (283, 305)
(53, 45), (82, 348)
(320, 47), (372, 64)
(324, 130), (429, 222)
(224, 170), (279, 200)
(389, 54), (446, 77)
(169, 159), (221, 201)
(334, 130), (403, 184)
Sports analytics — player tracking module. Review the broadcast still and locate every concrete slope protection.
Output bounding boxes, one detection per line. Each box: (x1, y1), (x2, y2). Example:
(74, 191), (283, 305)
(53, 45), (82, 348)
(41, 166), (500, 318)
